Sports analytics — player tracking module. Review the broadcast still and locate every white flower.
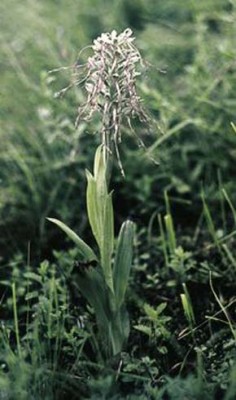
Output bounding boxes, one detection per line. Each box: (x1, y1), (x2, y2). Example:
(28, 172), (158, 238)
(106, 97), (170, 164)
(74, 28), (149, 174)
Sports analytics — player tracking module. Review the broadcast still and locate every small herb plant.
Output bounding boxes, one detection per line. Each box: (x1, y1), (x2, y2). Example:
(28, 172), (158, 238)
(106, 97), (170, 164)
(48, 29), (149, 361)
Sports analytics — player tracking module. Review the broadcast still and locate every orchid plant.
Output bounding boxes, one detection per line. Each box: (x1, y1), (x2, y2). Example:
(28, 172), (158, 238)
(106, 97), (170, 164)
(48, 29), (148, 361)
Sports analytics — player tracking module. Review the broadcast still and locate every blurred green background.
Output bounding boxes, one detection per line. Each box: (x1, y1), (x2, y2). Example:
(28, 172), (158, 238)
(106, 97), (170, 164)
(0, 0), (236, 263)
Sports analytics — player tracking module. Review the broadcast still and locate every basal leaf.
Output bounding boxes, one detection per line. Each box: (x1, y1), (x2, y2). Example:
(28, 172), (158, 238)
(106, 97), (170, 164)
(113, 220), (135, 308)
(75, 267), (111, 330)
(47, 217), (97, 261)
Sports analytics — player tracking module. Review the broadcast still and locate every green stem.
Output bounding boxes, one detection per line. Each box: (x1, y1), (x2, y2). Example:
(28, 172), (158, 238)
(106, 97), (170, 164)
(12, 283), (22, 358)
(104, 121), (115, 188)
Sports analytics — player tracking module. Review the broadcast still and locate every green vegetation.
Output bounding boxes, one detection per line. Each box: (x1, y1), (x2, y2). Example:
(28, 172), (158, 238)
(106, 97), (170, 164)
(0, 0), (236, 399)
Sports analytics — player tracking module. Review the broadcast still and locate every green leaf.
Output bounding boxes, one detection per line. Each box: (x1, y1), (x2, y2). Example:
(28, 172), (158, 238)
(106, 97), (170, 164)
(133, 324), (152, 337)
(93, 145), (106, 180)
(100, 192), (114, 290)
(74, 267), (111, 331)
(24, 272), (42, 284)
(86, 170), (101, 248)
(25, 290), (39, 301)
(109, 305), (130, 355)
(156, 302), (167, 315)
(47, 217), (97, 261)
(86, 146), (114, 293)
(144, 303), (158, 320)
(113, 220), (135, 308)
